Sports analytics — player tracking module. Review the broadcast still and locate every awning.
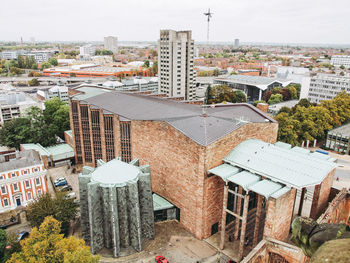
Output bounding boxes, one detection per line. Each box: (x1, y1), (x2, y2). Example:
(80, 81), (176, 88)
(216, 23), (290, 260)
(248, 180), (282, 199)
(153, 194), (174, 211)
(227, 171), (260, 190)
(208, 163), (240, 180)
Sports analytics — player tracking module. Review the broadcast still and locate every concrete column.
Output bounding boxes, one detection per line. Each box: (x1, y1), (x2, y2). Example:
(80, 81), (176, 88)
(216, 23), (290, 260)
(102, 186), (111, 248)
(117, 186), (130, 247)
(238, 194), (250, 261)
(259, 89), (262, 100)
(79, 174), (92, 243)
(127, 181), (142, 252)
(109, 187), (120, 257)
(220, 183), (229, 250)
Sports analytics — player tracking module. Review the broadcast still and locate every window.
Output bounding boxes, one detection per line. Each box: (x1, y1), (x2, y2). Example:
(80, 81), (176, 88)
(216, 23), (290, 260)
(23, 170), (28, 175)
(37, 189), (42, 196)
(35, 178), (41, 186)
(25, 180), (30, 189)
(1, 186), (6, 194)
(27, 192), (32, 200)
(3, 198), (9, 207)
(13, 183), (18, 192)
(34, 167), (39, 172)
(0, 175), (3, 180)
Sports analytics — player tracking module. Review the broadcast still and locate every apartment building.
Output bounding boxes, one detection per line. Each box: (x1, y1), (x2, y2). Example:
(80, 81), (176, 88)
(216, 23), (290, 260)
(80, 44), (96, 57)
(308, 74), (350, 103)
(104, 36), (118, 53)
(37, 85), (69, 103)
(331, 55), (350, 67)
(158, 30), (196, 100)
(0, 150), (48, 213)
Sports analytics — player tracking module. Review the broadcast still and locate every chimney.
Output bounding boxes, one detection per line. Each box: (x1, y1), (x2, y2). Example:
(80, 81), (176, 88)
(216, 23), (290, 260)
(256, 102), (268, 113)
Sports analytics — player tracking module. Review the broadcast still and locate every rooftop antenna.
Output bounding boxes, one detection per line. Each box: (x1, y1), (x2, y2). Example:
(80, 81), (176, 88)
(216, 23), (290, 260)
(204, 8), (213, 43)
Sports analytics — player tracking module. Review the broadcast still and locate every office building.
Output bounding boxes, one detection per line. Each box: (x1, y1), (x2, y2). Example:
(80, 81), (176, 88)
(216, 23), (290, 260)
(80, 44), (96, 57)
(37, 84), (69, 103)
(158, 30), (196, 100)
(234, 38), (239, 48)
(325, 123), (350, 155)
(104, 36), (118, 53)
(331, 55), (350, 67)
(0, 51), (19, 60)
(0, 150), (48, 213)
(308, 74), (350, 103)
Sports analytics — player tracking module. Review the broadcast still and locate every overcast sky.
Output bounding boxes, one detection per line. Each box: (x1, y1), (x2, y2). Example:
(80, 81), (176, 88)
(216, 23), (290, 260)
(1, 0), (349, 44)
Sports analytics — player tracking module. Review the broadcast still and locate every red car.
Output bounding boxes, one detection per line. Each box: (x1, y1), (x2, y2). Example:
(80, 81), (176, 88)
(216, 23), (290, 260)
(155, 255), (169, 263)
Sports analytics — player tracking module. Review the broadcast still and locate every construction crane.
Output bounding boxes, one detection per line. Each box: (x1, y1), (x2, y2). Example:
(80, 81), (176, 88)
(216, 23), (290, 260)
(204, 8), (213, 43)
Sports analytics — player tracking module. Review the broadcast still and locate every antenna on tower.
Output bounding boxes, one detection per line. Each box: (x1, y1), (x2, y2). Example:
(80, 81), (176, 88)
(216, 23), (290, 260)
(204, 8), (213, 43)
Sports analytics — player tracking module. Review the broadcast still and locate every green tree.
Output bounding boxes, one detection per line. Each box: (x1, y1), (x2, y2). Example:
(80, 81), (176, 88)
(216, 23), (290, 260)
(48, 58), (58, 66)
(233, 90), (247, 103)
(8, 217), (99, 263)
(268, 94), (283, 104)
(150, 61), (158, 75)
(213, 68), (220, 76)
(340, 65), (345, 69)
(0, 229), (6, 261)
(26, 193), (78, 236)
(27, 78), (40, 86)
(9, 67), (23, 75)
(275, 113), (300, 146)
(143, 60), (150, 68)
(0, 118), (32, 148)
(17, 55), (25, 68)
(41, 61), (51, 70)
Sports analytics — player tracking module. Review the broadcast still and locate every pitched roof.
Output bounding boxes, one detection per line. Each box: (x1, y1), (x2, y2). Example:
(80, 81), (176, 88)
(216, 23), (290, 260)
(78, 92), (275, 146)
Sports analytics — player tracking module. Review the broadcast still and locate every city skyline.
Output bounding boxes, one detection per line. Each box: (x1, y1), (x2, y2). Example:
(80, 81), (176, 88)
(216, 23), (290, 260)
(0, 0), (349, 44)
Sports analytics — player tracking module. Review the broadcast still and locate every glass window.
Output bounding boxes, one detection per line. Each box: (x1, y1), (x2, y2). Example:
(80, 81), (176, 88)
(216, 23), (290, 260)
(35, 178), (41, 186)
(3, 198), (9, 207)
(0, 186), (6, 194)
(37, 189), (42, 196)
(27, 192), (32, 200)
(25, 180), (30, 188)
(13, 183), (18, 191)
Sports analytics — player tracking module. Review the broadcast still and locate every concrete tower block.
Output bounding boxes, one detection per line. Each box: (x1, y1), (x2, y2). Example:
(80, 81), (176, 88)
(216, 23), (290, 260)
(127, 181), (142, 252)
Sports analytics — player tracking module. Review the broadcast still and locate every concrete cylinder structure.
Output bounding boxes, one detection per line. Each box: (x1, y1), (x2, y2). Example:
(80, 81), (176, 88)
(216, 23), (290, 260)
(79, 158), (155, 257)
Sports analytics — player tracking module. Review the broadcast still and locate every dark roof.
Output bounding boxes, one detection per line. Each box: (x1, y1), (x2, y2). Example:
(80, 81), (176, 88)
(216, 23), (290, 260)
(80, 92), (275, 146)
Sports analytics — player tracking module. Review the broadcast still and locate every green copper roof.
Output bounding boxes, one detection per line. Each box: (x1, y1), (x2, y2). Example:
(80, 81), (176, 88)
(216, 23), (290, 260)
(227, 171), (260, 190)
(153, 193), (174, 211)
(208, 164), (240, 180)
(73, 87), (111, 101)
(248, 180), (282, 199)
(45, 144), (74, 161)
(65, 130), (73, 138)
(21, 143), (50, 156)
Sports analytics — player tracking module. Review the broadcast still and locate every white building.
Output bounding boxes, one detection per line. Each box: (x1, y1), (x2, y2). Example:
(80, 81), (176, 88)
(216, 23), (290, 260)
(26, 51), (54, 63)
(0, 92), (43, 125)
(158, 30), (196, 100)
(80, 44), (96, 57)
(0, 51), (18, 60)
(104, 36), (118, 54)
(331, 55), (350, 68)
(0, 150), (48, 213)
(37, 85), (69, 103)
(308, 74), (350, 103)
(234, 38), (240, 48)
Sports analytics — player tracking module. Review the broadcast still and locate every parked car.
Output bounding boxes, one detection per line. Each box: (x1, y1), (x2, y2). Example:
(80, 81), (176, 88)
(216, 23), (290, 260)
(155, 255), (169, 263)
(59, 185), (72, 192)
(54, 177), (66, 184)
(54, 179), (67, 187)
(65, 192), (76, 199)
(17, 231), (29, 242)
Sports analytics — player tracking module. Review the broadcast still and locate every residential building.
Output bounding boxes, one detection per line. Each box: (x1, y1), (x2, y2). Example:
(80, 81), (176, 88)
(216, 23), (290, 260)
(80, 44), (96, 57)
(214, 75), (291, 102)
(0, 150), (48, 213)
(331, 55), (350, 67)
(26, 51), (54, 63)
(0, 51), (18, 60)
(234, 38), (239, 48)
(325, 123), (350, 155)
(37, 84), (69, 103)
(308, 74), (350, 103)
(104, 36), (118, 53)
(268, 100), (299, 115)
(0, 91), (43, 125)
(70, 91), (278, 240)
(158, 30), (196, 100)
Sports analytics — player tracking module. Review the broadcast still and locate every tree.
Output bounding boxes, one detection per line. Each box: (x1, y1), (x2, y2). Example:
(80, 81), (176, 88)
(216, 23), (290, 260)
(0, 229), (6, 261)
(26, 193), (78, 236)
(268, 94), (283, 104)
(213, 68), (220, 76)
(275, 113), (300, 146)
(0, 118), (32, 148)
(253, 100), (266, 106)
(48, 58), (58, 66)
(340, 71), (345, 76)
(41, 61), (51, 70)
(143, 60), (150, 68)
(234, 90), (247, 103)
(263, 90), (272, 101)
(17, 55), (25, 68)
(277, 106), (292, 115)
(9, 67), (23, 75)
(8, 217), (99, 263)
(27, 78), (40, 86)
(340, 65), (345, 69)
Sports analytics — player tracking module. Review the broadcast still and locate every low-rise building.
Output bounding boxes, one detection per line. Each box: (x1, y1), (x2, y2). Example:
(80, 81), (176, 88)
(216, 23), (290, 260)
(80, 44), (96, 57)
(0, 91), (43, 125)
(268, 100), (299, 115)
(308, 74), (350, 103)
(37, 84), (69, 103)
(0, 150), (48, 213)
(214, 75), (291, 102)
(325, 123), (350, 155)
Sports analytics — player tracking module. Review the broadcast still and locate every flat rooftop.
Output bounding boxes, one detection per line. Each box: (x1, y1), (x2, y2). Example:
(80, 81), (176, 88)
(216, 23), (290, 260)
(328, 123), (350, 137)
(78, 91), (275, 146)
(0, 150), (42, 173)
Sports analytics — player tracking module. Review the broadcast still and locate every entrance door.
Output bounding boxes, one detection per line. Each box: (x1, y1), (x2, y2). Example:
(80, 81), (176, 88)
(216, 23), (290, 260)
(15, 197), (21, 206)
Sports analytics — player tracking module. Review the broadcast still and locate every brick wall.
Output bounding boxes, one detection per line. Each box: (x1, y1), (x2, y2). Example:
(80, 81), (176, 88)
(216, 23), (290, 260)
(310, 169), (335, 219)
(64, 131), (74, 148)
(264, 189), (296, 242)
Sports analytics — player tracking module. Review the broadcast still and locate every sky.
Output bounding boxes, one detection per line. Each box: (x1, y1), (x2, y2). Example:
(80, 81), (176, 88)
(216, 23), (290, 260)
(0, 0), (349, 45)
